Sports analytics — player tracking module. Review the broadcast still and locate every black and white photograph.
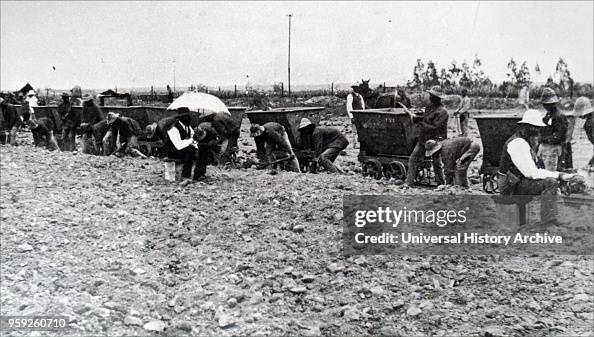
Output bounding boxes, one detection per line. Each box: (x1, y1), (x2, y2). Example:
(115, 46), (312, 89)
(1, 1), (593, 336)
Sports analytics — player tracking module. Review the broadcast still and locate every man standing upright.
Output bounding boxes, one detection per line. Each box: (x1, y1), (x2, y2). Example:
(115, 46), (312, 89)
(454, 88), (471, 136)
(405, 86), (448, 186)
(60, 93), (81, 151)
(539, 87), (568, 170)
(346, 86), (365, 149)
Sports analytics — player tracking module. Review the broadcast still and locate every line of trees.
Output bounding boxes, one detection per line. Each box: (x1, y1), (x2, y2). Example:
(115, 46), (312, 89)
(406, 55), (592, 98)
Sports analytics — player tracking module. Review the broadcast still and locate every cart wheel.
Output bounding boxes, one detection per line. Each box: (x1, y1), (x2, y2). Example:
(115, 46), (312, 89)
(483, 174), (499, 194)
(362, 160), (383, 180)
(383, 161), (407, 180)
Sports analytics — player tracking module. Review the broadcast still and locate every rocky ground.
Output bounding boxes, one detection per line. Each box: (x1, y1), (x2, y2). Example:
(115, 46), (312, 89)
(1, 114), (593, 337)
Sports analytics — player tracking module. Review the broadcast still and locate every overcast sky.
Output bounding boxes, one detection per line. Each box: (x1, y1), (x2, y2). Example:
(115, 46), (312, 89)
(1, 1), (592, 90)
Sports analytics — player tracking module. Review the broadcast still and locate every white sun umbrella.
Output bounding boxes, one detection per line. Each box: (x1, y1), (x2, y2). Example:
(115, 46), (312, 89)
(167, 91), (230, 116)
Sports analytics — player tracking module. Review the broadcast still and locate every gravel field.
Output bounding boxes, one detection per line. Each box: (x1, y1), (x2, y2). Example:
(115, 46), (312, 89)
(1, 114), (593, 337)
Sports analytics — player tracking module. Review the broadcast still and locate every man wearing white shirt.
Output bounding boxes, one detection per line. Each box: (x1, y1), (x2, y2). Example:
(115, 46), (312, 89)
(346, 86), (365, 148)
(164, 108), (201, 180)
(454, 88), (471, 136)
(497, 109), (575, 225)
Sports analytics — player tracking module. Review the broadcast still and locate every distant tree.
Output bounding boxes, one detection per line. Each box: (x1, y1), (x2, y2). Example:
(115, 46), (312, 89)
(424, 61), (440, 87)
(555, 57), (574, 97)
(506, 58), (531, 86)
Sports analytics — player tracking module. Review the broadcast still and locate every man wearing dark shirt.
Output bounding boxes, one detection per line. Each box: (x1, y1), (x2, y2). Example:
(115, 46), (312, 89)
(25, 117), (60, 151)
(250, 122), (300, 172)
(405, 86), (448, 186)
(105, 112), (143, 156)
(539, 88), (568, 170)
(424, 137), (480, 188)
(0, 97), (22, 145)
(59, 93), (80, 151)
(199, 112), (240, 165)
(298, 118), (348, 173)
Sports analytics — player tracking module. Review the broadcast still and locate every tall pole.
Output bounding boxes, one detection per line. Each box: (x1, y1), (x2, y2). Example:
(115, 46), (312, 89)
(287, 14), (292, 97)
(173, 57), (176, 93)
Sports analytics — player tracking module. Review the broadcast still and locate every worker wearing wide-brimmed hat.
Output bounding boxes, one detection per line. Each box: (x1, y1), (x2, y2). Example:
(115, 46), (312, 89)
(539, 87), (569, 170)
(405, 85), (448, 186)
(425, 137), (480, 188)
(24, 89), (39, 120)
(249, 121), (300, 172)
(497, 109), (575, 225)
(103, 112), (143, 157)
(59, 91), (82, 151)
(298, 118), (348, 173)
(574, 96), (594, 170)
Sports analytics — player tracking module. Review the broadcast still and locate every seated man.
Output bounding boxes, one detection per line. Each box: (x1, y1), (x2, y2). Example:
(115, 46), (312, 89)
(104, 112), (144, 157)
(497, 109), (575, 225)
(199, 112), (240, 165)
(298, 118), (349, 173)
(424, 137), (480, 188)
(25, 117), (60, 151)
(161, 108), (201, 180)
(250, 122), (300, 172)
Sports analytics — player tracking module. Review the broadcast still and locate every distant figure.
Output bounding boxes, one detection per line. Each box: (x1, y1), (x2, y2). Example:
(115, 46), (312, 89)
(454, 88), (471, 136)
(574, 97), (594, 171)
(60, 93), (81, 152)
(167, 85), (173, 103)
(346, 86), (365, 148)
(405, 86), (448, 186)
(250, 122), (300, 172)
(25, 118), (60, 151)
(424, 137), (480, 188)
(25, 90), (38, 120)
(298, 118), (348, 173)
(518, 85), (530, 109)
(539, 88), (568, 170)
(0, 97), (23, 145)
(394, 88), (411, 108)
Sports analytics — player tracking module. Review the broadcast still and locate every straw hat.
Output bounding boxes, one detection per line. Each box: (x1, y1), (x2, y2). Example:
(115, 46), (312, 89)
(424, 140), (442, 157)
(298, 118), (313, 130)
(427, 86), (444, 99)
(540, 87), (559, 104)
(517, 109), (546, 127)
(574, 96), (593, 117)
(106, 112), (120, 124)
(250, 124), (265, 137)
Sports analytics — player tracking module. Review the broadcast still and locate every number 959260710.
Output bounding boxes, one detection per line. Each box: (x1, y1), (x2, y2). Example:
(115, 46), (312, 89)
(1, 316), (67, 331)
